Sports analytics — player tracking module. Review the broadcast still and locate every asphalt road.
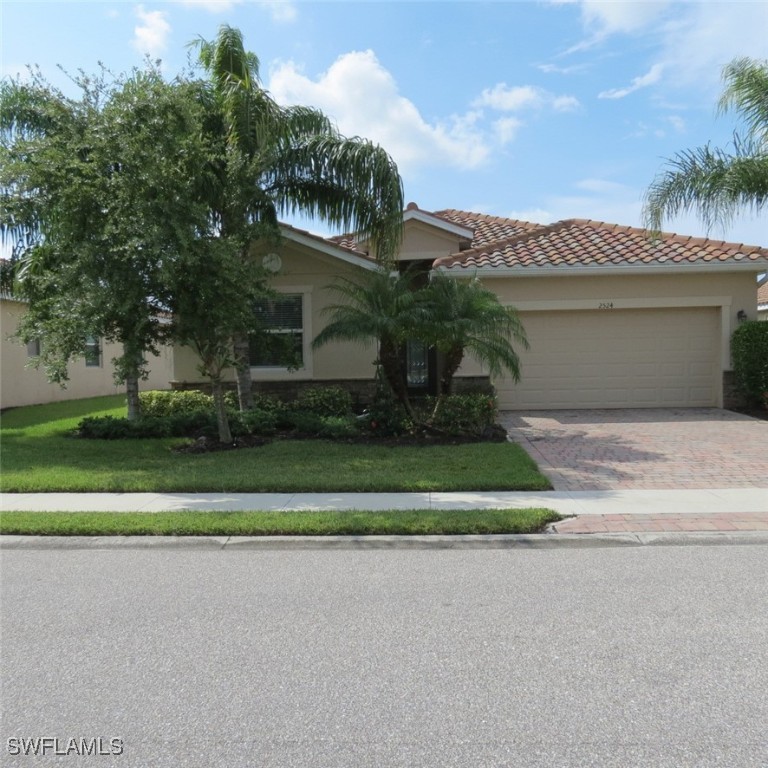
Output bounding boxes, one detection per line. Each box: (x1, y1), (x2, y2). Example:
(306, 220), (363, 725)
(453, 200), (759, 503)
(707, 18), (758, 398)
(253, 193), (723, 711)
(2, 547), (766, 767)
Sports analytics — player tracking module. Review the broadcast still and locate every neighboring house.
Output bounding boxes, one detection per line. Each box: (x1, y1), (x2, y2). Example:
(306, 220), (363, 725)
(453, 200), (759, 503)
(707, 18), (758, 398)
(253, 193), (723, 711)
(167, 202), (767, 410)
(0, 295), (174, 410)
(758, 277), (768, 321)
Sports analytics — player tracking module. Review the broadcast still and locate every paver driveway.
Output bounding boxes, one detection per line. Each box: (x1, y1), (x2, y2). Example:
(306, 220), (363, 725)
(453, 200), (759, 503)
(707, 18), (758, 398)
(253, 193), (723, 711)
(501, 408), (768, 491)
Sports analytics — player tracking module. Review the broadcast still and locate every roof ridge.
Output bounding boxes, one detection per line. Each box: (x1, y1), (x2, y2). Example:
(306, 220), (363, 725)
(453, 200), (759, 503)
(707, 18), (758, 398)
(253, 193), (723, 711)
(439, 218), (570, 265)
(434, 208), (542, 230)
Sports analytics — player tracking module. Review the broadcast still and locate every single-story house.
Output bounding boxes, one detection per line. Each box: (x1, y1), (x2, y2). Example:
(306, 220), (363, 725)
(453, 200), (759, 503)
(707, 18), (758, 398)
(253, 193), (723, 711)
(171, 203), (768, 411)
(0, 294), (174, 410)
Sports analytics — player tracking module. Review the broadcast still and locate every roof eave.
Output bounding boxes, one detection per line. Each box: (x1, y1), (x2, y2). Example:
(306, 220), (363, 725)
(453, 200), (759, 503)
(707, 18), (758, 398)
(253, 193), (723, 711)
(282, 227), (378, 271)
(435, 261), (768, 277)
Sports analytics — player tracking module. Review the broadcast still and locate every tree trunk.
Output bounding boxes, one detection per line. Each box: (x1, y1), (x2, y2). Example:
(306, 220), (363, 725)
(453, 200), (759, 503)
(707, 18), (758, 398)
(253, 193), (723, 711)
(122, 343), (144, 421)
(232, 330), (254, 411)
(379, 338), (415, 420)
(211, 375), (233, 444)
(125, 372), (141, 421)
(432, 345), (464, 422)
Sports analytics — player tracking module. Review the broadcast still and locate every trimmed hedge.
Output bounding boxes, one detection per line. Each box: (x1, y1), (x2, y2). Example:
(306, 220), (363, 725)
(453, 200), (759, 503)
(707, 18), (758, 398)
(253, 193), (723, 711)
(731, 321), (768, 407)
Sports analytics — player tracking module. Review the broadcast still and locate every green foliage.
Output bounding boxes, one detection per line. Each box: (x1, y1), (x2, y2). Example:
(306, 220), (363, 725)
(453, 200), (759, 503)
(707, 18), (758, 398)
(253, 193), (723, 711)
(250, 393), (285, 412)
(1, 67), (211, 404)
(292, 387), (353, 417)
(418, 274), (528, 395)
(239, 408), (279, 436)
(731, 321), (768, 406)
(78, 412), (217, 439)
(139, 390), (217, 417)
(422, 394), (499, 436)
(280, 412), (358, 439)
(644, 57), (768, 233)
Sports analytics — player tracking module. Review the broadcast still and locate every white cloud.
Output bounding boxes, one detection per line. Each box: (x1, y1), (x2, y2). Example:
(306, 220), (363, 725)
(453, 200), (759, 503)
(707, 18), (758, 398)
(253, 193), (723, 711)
(494, 117), (524, 145)
(474, 84), (543, 111)
(174, 0), (241, 10)
(268, 51), (490, 173)
(172, 0), (295, 20)
(656, 3), (768, 93)
(132, 5), (170, 58)
(260, 1), (297, 23)
(665, 115), (686, 133)
(599, 63), (664, 99)
(580, 1), (670, 36)
(506, 207), (557, 225)
(552, 95), (580, 112)
(473, 83), (581, 113)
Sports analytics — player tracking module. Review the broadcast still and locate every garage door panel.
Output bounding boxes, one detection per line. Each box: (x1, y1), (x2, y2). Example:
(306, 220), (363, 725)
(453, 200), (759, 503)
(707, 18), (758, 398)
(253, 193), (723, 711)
(496, 307), (719, 409)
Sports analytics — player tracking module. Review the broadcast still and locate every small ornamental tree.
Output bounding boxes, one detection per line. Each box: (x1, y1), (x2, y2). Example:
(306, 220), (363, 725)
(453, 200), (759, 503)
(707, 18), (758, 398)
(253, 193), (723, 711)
(731, 320), (768, 408)
(416, 273), (528, 421)
(1, 67), (210, 419)
(312, 269), (419, 419)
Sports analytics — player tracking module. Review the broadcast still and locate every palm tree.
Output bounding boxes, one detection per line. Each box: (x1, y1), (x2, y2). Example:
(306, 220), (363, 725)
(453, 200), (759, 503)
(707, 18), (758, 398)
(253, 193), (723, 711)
(312, 269), (419, 419)
(418, 273), (528, 419)
(191, 25), (404, 410)
(643, 57), (768, 234)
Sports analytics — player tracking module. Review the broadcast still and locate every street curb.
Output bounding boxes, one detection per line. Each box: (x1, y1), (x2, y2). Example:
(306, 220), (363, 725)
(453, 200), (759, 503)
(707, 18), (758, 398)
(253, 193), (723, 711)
(2, 532), (768, 550)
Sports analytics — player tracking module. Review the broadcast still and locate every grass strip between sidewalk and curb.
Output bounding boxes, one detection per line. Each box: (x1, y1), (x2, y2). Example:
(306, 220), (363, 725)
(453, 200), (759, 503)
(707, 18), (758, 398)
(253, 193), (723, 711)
(0, 509), (561, 537)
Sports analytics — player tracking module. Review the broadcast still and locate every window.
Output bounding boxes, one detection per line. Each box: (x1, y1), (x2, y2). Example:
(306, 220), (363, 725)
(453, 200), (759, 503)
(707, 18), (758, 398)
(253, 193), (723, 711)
(26, 339), (41, 357)
(84, 336), (101, 367)
(249, 294), (304, 368)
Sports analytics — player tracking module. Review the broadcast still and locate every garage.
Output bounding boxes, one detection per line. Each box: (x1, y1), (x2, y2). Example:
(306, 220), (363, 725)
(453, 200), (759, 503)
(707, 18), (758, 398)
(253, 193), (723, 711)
(495, 306), (720, 410)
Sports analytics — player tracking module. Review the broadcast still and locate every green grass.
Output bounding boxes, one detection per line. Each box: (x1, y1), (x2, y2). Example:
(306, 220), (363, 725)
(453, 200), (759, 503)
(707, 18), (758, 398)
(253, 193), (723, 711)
(0, 509), (560, 536)
(0, 396), (552, 493)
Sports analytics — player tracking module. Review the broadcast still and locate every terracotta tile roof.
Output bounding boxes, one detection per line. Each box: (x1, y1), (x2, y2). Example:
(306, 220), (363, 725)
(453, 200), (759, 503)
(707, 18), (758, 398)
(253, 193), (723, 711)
(433, 209), (543, 247)
(326, 233), (363, 253)
(434, 218), (768, 271)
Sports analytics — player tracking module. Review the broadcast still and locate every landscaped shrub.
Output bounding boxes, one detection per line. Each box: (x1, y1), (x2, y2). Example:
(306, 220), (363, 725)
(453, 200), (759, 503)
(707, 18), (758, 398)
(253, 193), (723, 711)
(251, 392), (286, 413)
(423, 393), (498, 436)
(139, 390), (216, 417)
(239, 408), (279, 436)
(292, 386), (353, 417)
(731, 321), (768, 407)
(282, 411), (359, 439)
(78, 412), (217, 439)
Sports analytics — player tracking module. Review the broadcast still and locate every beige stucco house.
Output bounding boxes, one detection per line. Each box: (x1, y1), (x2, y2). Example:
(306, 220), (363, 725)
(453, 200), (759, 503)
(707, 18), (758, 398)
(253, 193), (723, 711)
(171, 203), (768, 411)
(0, 295), (174, 410)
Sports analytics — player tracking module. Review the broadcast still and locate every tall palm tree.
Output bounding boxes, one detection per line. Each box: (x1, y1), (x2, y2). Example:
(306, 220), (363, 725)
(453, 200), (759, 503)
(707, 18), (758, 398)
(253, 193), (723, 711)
(643, 57), (768, 234)
(191, 25), (404, 409)
(418, 273), (528, 418)
(312, 269), (419, 419)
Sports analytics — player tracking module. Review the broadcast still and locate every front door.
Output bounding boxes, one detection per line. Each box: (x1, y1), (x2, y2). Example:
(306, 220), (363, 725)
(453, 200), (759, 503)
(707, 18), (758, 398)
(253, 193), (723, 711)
(405, 339), (438, 395)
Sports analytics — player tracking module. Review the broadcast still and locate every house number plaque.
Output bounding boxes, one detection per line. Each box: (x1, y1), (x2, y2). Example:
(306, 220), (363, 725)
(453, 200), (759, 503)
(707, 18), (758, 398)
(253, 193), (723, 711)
(598, 302), (615, 309)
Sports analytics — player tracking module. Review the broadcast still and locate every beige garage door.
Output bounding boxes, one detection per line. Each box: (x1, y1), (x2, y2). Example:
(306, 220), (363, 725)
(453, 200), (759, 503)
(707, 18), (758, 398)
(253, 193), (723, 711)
(495, 307), (720, 409)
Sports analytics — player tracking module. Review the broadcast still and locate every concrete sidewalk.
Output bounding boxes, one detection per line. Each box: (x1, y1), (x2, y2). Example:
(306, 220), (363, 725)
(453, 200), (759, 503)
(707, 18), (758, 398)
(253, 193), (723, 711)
(2, 488), (766, 517)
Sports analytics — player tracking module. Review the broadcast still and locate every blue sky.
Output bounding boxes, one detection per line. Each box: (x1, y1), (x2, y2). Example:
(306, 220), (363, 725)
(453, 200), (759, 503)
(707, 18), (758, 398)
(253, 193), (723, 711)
(2, 0), (766, 246)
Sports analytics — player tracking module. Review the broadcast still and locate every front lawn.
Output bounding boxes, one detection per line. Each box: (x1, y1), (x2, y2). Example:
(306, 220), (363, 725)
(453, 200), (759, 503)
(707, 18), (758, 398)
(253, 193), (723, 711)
(0, 508), (560, 537)
(0, 396), (552, 493)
